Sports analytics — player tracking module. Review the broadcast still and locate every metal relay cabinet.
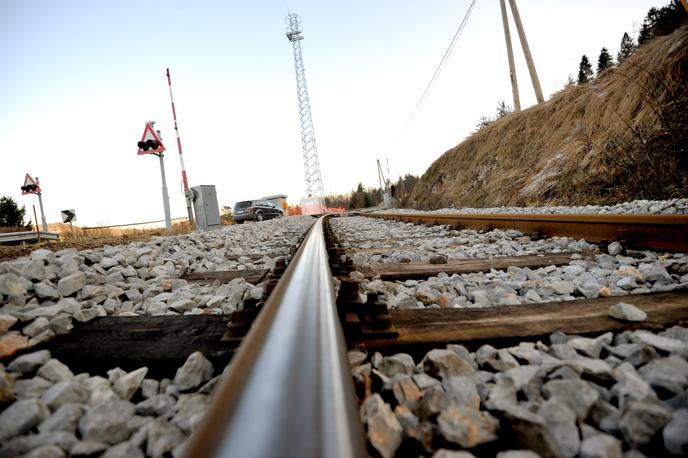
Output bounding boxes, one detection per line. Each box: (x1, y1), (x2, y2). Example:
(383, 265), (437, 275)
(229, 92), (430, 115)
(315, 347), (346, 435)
(191, 185), (222, 231)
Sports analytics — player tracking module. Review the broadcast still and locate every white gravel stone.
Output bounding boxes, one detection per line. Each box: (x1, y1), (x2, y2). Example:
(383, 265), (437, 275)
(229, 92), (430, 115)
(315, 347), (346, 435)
(173, 352), (214, 391)
(57, 272), (85, 297)
(113, 367), (148, 400)
(0, 398), (50, 441)
(37, 359), (74, 383)
(40, 381), (89, 410)
(608, 303), (647, 322)
(78, 400), (135, 444)
(38, 403), (86, 434)
(0, 313), (18, 334)
(360, 393), (402, 458)
(0, 272), (30, 297)
(607, 242), (622, 256)
(8, 350), (51, 373)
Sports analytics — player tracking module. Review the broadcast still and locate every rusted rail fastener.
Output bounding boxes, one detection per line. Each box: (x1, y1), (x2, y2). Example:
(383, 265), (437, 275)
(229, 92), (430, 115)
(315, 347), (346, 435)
(366, 212), (688, 252)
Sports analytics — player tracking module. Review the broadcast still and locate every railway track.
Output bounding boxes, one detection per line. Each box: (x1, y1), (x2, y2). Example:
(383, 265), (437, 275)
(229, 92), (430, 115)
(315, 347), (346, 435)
(1, 211), (687, 457)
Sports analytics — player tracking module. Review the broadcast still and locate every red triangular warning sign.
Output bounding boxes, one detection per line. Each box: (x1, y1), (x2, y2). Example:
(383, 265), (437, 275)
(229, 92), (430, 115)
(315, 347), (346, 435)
(21, 173), (41, 195)
(137, 122), (166, 155)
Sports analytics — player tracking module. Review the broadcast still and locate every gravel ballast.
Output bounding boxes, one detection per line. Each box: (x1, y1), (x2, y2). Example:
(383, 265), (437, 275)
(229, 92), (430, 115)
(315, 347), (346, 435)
(0, 350), (223, 457)
(330, 217), (688, 310)
(353, 326), (688, 457)
(0, 217), (313, 355)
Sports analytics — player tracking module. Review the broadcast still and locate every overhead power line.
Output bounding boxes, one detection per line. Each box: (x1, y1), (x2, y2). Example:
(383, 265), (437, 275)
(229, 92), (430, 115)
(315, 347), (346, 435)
(397, 0), (478, 139)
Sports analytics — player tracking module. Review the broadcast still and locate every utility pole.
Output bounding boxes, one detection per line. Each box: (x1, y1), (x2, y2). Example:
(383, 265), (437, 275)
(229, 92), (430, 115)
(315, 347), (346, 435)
(165, 68), (195, 226)
(508, 0), (544, 104)
(285, 13), (325, 213)
(499, 0), (521, 111)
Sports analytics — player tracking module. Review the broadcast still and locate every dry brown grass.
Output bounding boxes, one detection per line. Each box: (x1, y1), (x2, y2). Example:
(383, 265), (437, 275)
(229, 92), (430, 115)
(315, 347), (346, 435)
(410, 26), (688, 209)
(0, 221), (194, 262)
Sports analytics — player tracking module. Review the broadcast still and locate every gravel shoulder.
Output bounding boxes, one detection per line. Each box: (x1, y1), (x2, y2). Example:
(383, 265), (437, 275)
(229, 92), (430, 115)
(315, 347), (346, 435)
(0, 217), (313, 356)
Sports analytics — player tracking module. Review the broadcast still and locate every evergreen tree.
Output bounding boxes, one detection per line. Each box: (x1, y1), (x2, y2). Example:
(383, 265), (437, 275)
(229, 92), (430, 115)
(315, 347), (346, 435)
(363, 191), (373, 208)
(565, 74), (576, 88)
(577, 55), (593, 84)
(617, 32), (636, 64)
(474, 115), (493, 132)
(638, 1), (687, 46)
(496, 100), (513, 118)
(0, 196), (31, 229)
(597, 47), (614, 74)
(350, 183), (366, 209)
(638, 7), (660, 45)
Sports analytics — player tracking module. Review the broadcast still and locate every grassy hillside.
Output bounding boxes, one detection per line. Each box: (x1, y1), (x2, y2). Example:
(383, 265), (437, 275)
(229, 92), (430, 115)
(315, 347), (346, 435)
(409, 26), (688, 209)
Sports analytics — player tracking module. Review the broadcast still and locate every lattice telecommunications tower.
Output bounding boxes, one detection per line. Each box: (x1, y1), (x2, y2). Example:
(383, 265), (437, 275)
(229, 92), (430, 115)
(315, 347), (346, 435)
(285, 13), (325, 212)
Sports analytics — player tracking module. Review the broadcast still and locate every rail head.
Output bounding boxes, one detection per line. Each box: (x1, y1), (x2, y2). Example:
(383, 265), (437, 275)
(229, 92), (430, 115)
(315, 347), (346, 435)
(184, 216), (366, 458)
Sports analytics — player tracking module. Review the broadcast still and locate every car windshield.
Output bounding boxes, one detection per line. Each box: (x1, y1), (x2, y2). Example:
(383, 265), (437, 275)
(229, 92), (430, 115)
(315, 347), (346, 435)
(235, 201), (253, 209)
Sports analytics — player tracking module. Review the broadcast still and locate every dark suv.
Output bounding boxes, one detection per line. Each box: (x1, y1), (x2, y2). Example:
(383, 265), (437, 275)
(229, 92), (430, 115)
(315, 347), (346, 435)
(233, 200), (283, 224)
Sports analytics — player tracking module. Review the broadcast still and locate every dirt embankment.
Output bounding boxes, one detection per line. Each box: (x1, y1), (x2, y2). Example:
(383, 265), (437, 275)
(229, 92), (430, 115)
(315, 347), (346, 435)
(409, 26), (688, 210)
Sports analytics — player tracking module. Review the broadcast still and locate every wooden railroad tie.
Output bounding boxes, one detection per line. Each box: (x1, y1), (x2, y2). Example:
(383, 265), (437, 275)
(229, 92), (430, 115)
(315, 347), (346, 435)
(351, 289), (688, 351)
(10, 290), (687, 372)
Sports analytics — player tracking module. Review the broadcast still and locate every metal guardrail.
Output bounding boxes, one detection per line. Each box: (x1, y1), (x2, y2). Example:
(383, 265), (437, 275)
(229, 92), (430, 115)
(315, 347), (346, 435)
(0, 231), (60, 244)
(184, 216), (366, 458)
(81, 217), (187, 230)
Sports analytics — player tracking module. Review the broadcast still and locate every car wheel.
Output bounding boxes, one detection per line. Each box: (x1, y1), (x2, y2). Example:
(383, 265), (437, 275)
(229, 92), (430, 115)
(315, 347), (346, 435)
(278, 210), (284, 218)
(256, 211), (263, 222)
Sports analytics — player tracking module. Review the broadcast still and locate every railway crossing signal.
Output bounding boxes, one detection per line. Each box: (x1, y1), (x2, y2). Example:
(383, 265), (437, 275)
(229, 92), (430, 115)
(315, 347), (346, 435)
(138, 139), (160, 151)
(21, 174), (41, 194)
(137, 122), (166, 155)
(136, 121), (172, 232)
(20, 173), (48, 232)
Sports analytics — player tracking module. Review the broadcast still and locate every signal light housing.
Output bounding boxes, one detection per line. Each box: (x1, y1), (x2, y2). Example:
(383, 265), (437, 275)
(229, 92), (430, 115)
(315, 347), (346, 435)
(137, 139), (160, 151)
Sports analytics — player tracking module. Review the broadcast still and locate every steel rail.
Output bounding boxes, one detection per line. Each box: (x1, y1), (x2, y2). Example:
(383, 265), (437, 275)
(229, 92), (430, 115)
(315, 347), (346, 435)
(366, 212), (688, 252)
(184, 216), (366, 458)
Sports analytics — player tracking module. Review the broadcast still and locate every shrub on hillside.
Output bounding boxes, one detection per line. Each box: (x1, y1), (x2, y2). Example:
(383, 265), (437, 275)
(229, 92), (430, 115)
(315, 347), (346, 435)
(0, 196), (32, 231)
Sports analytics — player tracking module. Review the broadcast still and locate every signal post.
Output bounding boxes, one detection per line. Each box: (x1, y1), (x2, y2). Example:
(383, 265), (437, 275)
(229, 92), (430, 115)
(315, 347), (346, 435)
(137, 121), (172, 232)
(21, 174), (48, 232)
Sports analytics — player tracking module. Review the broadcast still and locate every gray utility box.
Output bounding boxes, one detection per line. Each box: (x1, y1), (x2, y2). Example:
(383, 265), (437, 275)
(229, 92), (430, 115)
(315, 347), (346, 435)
(191, 185), (222, 231)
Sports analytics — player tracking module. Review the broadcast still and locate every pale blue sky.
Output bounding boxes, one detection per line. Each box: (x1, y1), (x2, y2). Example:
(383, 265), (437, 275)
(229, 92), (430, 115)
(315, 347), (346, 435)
(1, 0), (660, 226)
